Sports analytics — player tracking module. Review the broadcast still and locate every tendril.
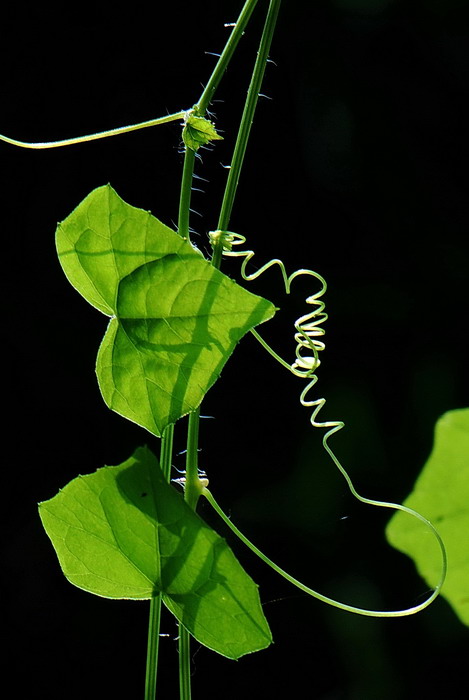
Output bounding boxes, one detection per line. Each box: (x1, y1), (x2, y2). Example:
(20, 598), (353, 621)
(0, 111), (187, 150)
(205, 229), (447, 617)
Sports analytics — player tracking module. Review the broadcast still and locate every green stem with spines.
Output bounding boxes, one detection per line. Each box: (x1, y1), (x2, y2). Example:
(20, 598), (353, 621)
(176, 138), (196, 700)
(178, 624), (192, 700)
(177, 147), (197, 243)
(176, 409), (201, 700)
(211, 0), (283, 270)
(184, 409), (202, 510)
(174, 3), (283, 695)
(144, 425), (174, 700)
(196, 0), (260, 116)
(144, 597), (161, 699)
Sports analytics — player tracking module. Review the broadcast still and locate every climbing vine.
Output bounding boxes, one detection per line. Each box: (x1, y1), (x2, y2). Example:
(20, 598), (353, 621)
(0, 1), (449, 698)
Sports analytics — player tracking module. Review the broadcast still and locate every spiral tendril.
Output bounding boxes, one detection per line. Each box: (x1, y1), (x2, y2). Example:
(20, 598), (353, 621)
(206, 229), (447, 617)
(209, 229), (327, 373)
(208, 228), (354, 469)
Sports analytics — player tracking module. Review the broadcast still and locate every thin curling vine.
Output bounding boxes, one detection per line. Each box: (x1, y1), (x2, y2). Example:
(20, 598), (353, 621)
(0, 0), (447, 698)
(206, 229), (447, 617)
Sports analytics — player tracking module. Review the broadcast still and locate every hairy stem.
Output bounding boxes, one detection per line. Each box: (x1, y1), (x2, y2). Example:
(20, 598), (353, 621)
(175, 103), (199, 700)
(174, 2), (283, 695)
(211, 0), (283, 269)
(178, 625), (192, 700)
(178, 148), (197, 242)
(184, 409), (202, 510)
(196, 0), (260, 115)
(145, 84), (194, 700)
(144, 597), (162, 700)
(144, 425), (175, 700)
(176, 409), (202, 700)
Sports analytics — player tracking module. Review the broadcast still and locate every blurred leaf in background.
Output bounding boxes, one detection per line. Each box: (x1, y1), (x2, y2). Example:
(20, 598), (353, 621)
(387, 408), (469, 627)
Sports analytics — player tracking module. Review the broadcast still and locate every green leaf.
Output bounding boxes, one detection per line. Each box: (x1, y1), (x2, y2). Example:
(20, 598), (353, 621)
(56, 184), (188, 316)
(386, 408), (469, 626)
(56, 185), (276, 435)
(39, 447), (272, 659)
(182, 114), (223, 151)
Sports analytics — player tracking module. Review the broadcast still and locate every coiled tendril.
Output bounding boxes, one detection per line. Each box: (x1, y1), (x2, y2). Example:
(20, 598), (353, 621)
(205, 229), (447, 618)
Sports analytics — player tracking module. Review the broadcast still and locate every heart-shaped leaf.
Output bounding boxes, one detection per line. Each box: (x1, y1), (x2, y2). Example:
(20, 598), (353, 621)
(56, 185), (276, 434)
(39, 447), (272, 659)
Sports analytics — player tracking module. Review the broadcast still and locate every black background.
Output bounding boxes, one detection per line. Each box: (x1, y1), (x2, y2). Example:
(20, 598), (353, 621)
(2, 1), (469, 698)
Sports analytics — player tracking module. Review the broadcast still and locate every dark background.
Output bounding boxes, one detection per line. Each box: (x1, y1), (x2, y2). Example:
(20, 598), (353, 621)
(2, 1), (468, 698)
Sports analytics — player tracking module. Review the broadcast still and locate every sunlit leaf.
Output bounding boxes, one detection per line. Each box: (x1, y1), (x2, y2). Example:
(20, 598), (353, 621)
(56, 185), (276, 435)
(386, 408), (469, 626)
(56, 184), (186, 315)
(39, 447), (272, 659)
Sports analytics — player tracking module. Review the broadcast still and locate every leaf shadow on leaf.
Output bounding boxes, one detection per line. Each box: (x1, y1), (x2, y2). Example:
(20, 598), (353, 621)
(114, 452), (272, 656)
(166, 538), (272, 654)
(58, 185), (276, 435)
(145, 259), (226, 427)
(161, 263), (269, 426)
(120, 254), (272, 428)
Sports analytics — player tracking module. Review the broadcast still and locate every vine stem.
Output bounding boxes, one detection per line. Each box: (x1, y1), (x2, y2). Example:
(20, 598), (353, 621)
(196, 0), (260, 116)
(175, 2), (278, 697)
(177, 143), (196, 700)
(0, 111), (186, 149)
(177, 409), (197, 700)
(144, 597), (162, 699)
(178, 147), (197, 243)
(212, 0), (283, 269)
(202, 486), (447, 618)
(144, 425), (174, 700)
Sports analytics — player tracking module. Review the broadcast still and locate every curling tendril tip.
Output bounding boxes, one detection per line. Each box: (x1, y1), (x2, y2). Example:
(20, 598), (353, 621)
(206, 228), (446, 617)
